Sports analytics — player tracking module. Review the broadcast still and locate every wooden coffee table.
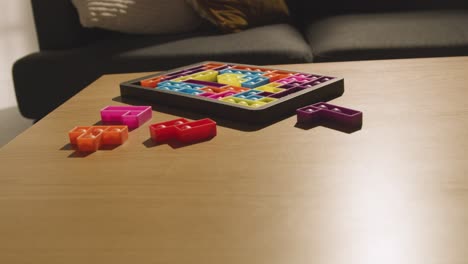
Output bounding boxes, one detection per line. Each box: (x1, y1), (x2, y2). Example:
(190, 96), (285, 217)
(1, 56), (468, 263)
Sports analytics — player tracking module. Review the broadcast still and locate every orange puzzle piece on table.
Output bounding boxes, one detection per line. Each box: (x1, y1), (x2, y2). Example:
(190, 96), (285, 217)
(69, 126), (129, 152)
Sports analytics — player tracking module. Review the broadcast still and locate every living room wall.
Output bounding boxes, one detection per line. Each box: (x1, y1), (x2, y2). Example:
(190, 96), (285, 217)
(0, 1), (38, 146)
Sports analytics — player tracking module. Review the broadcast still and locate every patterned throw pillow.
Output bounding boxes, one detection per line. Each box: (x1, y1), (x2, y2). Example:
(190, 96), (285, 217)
(185, 0), (290, 33)
(71, 0), (203, 34)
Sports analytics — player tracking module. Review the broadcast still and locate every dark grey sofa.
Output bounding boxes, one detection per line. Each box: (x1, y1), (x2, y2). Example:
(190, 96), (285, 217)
(13, 0), (468, 120)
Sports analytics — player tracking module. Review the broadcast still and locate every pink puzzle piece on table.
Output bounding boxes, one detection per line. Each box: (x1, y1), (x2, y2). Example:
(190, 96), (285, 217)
(100, 106), (152, 129)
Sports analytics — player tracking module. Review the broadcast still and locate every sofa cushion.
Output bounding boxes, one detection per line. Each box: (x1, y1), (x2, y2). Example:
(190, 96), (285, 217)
(185, 0), (290, 33)
(71, 0), (203, 34)
(304, 10), (468, 62)
(89, 23), (313, 71)
(288, 0), (468, 17)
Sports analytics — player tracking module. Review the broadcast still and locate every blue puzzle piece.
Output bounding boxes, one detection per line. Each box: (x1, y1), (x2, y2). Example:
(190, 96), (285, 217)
(246, 95), (263, 100)
(178, 88), (205, 95)
(156, 85), (182, 91)
(233, 90), (262, 99)
(241, 76), (269, 88)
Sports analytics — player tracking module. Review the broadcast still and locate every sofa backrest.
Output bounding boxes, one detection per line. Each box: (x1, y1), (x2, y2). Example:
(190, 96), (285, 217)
(287, 0), (468, 19)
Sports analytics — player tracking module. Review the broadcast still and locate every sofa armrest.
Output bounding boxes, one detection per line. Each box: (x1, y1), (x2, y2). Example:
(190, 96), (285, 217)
(31, 0), (108, 50)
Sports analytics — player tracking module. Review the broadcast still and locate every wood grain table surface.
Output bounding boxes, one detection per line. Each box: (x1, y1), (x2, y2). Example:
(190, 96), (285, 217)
(1, 56), (468, 264)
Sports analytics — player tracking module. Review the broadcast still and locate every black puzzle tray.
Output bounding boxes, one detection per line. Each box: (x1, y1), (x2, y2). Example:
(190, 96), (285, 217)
(120, 61), (344, 124)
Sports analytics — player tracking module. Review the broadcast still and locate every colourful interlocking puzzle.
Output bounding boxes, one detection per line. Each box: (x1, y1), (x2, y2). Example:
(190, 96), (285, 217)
(120, 62), (344, 124)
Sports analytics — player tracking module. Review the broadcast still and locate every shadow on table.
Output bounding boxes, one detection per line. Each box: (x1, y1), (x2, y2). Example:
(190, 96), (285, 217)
(60, 143), (121, 158)
(142, 136), (215, 149)
(294, 120), (362, 134)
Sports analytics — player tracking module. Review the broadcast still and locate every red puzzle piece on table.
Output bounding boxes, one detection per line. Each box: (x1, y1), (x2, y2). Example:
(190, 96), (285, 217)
(149, 118), (217, 144)
(149, 118), (189, 142)
(69, 126), (128, 152)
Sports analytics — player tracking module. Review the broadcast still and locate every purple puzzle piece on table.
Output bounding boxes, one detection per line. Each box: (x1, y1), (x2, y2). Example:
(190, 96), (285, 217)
(100, 106), (152, 129)
(296, 102), (362, 128)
